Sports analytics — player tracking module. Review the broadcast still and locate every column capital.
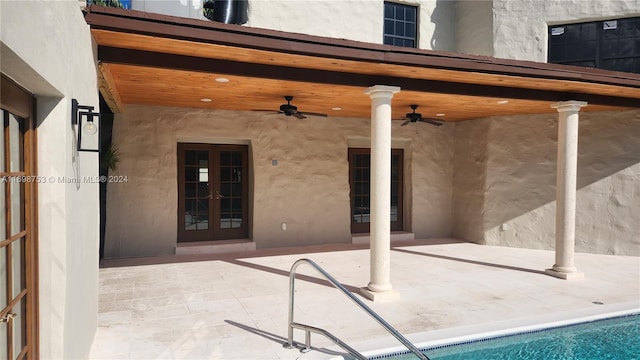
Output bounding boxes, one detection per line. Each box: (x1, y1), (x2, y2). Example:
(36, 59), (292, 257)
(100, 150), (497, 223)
(551, 101), (588, 113)
(364, 85), (401, 99)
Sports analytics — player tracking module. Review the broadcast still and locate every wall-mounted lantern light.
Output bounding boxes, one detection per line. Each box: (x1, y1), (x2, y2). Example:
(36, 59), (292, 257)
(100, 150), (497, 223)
(72, 98), (100, 152)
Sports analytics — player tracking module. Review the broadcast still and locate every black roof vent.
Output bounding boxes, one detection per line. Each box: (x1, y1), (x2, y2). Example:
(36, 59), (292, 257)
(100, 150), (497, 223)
(203, 0), (248, 25)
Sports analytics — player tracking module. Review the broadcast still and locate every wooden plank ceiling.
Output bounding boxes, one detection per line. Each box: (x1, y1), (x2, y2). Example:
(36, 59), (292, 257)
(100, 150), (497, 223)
(86, 6), (640, 122)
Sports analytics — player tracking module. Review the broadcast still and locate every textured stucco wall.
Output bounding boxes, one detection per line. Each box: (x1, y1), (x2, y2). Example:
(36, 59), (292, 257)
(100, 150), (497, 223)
(454, 0), (640, 60)
(130, 0), (458, 51)
(455, 0), (493, 56)
(490, 0), (640, 61)
(453, 110), (640, 256)
(105, 105), (453, 258)
(451, 118), (489, 243)
(126, 0), (640, 59)
(1, 1), (100, 358)
(132, 0), (206, 19)
(247, 0), (382, 43)
(104, 1), (640, 258)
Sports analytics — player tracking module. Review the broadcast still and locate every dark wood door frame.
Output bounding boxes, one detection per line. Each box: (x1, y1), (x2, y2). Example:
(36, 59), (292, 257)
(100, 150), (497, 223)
(0, 74), (38, 359)
(177, 143), (249, 242)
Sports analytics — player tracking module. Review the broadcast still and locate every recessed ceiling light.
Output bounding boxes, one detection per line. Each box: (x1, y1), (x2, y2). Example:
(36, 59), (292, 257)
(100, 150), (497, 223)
(200, 98), (212, 102)
(215, 77), (230, 83)
(332, 107), (342, 111)
(497, 100), (509, 104)
(436, 113), (446, 117)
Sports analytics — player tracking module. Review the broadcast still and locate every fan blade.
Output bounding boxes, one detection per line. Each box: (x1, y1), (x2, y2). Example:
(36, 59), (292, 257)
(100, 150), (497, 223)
(401, 120), (410, 126)
(252, 109), (282, 114)
(418, 118), (444, 126)
(293, 112), (306, 119)
(300, 111), (328, 117)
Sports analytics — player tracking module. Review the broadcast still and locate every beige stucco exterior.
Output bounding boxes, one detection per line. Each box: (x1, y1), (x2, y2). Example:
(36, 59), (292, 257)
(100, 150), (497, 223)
(131, 0), (458, 51)
(0, 0), (636, 358)
(452, 0), (640, 255)
(129, 0), (640, 60)
(105, 105), (454, 258)
(457, 0), (640, 59)
(453, 110), (640, 256)
(104, 0), (640, 258)
(106, 106), (640, 258)
(1, 0), (100, 358)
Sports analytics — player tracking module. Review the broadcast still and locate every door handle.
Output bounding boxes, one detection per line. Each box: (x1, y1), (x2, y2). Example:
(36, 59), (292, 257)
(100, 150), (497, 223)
(0, 313), (16, 323)
(207, 190), (224, 200)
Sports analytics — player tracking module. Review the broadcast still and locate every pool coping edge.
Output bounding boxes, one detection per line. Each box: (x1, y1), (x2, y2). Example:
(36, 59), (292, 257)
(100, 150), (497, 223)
(299, 301), (640, 360)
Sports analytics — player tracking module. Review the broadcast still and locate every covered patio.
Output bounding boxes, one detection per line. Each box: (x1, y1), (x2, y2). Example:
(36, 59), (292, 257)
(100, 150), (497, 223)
(86, 4), (640, 297)
(89, 239), (640, 359)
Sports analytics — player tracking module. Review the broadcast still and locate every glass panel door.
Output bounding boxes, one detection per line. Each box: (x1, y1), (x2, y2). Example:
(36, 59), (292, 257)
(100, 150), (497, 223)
(178, 144), (248, 242)
(349, 148), (403, 233)
(0, 109), (29, 360)
(1, 75), (35, 359)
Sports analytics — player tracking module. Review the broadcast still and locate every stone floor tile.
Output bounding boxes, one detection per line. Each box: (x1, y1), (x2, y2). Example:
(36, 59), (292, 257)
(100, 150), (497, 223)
(91, 240), (640, 359)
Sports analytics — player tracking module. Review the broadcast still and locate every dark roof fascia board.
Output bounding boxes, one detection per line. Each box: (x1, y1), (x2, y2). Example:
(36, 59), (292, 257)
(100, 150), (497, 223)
(98, 46), (639, 108)
(84, 5), (640, 90)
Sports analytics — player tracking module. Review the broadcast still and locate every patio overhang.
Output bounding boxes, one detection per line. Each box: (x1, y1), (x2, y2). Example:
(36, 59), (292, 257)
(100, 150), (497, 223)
(84, 5), (640, 120)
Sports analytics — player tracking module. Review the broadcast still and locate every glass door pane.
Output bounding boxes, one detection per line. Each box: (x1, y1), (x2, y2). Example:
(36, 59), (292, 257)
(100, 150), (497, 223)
(0, 246), (6, 309)
(10, 182), (22, 237)
(8, 114), (22, 173)
(11, 239), (24, 298)
(0, 317), (6, 360)
(391, 153), (400, 222)
(352, 154), (370, 224)
(12, 299), (26, 359)
(0, 181), (5, 240)
(219, 150), (243, 229)
(183, 150), (210, 231)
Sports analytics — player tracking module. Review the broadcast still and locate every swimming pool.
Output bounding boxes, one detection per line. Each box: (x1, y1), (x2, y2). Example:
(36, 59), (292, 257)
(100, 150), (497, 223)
(371, 313), (639, 360)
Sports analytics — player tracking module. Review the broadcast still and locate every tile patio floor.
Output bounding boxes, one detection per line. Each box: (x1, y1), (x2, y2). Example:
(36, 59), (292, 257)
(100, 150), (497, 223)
(89, 239), (640, 359)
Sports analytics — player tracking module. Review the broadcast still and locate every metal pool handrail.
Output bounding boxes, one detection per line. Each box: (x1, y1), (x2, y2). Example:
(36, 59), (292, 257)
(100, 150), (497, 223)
(284, 258), (430, 360)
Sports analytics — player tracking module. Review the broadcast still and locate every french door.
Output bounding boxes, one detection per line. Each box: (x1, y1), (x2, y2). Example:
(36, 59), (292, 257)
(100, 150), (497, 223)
(177, 143), (249, 242)
(1, 75), (37, 359)
(349, 148), (403, 233)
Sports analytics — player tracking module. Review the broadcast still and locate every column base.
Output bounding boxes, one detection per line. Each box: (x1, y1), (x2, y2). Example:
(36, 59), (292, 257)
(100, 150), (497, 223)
(545, 268), (584, 280)
(360, 287), (399, 302)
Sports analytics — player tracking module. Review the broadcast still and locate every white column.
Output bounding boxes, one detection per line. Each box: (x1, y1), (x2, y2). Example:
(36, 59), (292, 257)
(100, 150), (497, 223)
(546, 100), (587, 280)
(361, 85), (400, 300)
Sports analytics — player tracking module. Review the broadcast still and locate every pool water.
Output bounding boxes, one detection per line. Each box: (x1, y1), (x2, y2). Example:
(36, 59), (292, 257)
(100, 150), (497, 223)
(376, 314), (639, 360)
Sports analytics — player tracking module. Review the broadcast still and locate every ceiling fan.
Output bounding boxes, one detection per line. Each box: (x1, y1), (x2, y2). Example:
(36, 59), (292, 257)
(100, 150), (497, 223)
(253, 96), (328, 119)
(397, 105), (444, 126)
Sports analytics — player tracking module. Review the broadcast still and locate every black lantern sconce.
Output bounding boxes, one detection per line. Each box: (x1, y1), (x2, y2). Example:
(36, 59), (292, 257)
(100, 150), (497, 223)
(71, 98), (100, 152)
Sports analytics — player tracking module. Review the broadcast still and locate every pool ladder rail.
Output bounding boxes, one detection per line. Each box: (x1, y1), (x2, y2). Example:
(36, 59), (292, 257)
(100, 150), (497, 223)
(284, 258), (430, 360)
